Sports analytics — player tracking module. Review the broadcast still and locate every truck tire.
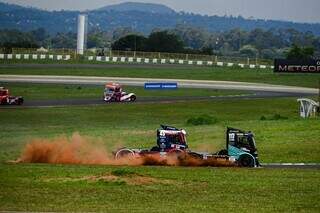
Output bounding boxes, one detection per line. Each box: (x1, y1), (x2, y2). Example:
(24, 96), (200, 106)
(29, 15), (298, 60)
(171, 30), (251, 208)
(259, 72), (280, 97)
(0, 99), (7, 105)
(186, 152), (203, 160)
(150, 146), (160, 152)
(130, 95), (136, 102)
(168, 149), (186, 160)
(217, 149), (228, 155)
(238, 154), (255, 167)
(18, 98), (24, 105)
(115, 149), (134, 159)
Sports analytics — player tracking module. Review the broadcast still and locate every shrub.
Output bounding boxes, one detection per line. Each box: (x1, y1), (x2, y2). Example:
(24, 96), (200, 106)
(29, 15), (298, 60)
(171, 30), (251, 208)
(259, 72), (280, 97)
(260, 114), (288, 121)
(272, 114), (288, 120)
(260, 115), (267, 120)
(187, 114), (217, 126)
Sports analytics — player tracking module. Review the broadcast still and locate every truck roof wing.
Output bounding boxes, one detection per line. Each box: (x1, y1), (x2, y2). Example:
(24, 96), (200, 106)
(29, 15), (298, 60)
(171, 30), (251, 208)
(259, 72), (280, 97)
(105, 83), (121, 90)
(160, 125), (180, 131)
(227, 127), (246, 134)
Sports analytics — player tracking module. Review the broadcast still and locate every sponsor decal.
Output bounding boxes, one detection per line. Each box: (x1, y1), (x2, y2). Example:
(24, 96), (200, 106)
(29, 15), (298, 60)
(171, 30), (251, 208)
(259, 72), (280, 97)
(144, 83), (178, 90)
(274, 59), (320, 73)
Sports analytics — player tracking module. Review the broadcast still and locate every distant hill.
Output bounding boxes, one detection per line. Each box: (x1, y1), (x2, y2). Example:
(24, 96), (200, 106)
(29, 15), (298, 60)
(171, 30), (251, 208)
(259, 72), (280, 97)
(0, 2), (28, 12)
(0, 2), (320, 35)
(96, 2), (175, 14)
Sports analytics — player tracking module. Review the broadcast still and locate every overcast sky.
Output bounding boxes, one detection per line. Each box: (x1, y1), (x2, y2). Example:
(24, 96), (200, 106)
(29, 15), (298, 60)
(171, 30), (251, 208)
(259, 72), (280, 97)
(1, 0), (320, 23)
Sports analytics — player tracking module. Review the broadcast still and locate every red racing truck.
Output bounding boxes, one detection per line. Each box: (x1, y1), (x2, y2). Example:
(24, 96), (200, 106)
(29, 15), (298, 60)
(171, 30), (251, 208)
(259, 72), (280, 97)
(0, 87), (24, 105)
(115, 125), (260, 167)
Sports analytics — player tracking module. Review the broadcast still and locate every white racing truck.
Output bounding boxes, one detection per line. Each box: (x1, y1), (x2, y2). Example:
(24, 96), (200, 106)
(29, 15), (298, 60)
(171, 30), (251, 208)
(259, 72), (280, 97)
(104, 83), (136, 102)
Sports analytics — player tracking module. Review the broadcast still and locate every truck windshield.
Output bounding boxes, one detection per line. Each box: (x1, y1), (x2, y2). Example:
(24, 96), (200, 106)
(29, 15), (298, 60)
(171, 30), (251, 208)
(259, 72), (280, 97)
(240, 135), (256, 149)
(167, 134), (185, 145)
(248, 137), (256, 149)
(106, 88), (114, 94)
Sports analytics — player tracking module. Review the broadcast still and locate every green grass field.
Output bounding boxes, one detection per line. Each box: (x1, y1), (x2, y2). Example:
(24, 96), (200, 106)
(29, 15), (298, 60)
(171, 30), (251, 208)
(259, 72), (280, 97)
(1, 65), (319, 88)
(1, 98), (319, 163)
(1, 164), (319, 212)
(0, 69), (319, 212)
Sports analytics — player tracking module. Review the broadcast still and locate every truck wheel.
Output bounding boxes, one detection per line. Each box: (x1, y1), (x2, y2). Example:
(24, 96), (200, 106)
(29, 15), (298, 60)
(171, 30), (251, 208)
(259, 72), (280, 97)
(217, 149), (228, 155)
(115, 149), (134, 159)
(18, 98), (24, 105)
(238, 155), (254, 167)
(130, 95), (136, 102)
(168, 149), (186, 160)
(1, 99), (7, 105)
(150, 146), (160, 152)
(186, 152), (203, 160)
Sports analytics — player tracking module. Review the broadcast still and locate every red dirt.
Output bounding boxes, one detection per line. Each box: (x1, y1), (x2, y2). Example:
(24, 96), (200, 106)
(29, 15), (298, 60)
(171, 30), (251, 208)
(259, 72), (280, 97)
(17, 133), (233, 167)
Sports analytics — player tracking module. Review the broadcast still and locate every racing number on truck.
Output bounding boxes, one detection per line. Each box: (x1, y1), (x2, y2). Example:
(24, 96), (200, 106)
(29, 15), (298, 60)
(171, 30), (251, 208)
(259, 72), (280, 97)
(160, 131), (166, 136)
(229, 133), (235, 142)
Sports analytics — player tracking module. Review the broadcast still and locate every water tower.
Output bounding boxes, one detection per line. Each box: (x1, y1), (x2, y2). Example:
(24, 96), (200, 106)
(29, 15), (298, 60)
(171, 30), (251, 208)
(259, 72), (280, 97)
(77, 14), (87, 55)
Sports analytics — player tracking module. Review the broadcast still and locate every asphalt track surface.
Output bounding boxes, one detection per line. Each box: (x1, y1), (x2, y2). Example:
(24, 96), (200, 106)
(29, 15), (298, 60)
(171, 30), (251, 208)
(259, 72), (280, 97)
(0, 74), (318, 94)
(0, 91), (312, 108)
(0, 74), (317, 107)
(261, 163), (320, 169)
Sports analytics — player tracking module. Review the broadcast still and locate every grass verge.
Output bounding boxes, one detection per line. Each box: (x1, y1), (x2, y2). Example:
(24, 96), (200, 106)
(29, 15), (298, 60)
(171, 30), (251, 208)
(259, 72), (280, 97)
(0, 98), (319, 163)
(0, 163), (319, 212)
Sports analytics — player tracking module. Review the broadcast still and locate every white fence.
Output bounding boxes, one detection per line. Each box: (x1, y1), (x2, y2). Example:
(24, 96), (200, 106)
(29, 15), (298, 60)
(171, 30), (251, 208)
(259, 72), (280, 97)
(87, 55), (274, 69)
(0, 54), (71, 61)
(0, 53), (274, 69)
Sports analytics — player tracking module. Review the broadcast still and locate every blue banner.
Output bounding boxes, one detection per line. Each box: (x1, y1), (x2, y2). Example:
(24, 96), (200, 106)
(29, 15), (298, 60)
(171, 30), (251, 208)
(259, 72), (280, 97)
(144, 83), (178, 90)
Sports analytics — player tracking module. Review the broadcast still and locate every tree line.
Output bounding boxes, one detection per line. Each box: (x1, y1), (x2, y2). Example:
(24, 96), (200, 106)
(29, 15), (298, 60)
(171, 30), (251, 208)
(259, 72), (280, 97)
(0, 26), (319, 59)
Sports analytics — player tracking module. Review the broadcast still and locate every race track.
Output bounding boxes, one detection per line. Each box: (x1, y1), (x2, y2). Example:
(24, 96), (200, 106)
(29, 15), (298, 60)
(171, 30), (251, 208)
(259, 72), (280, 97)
(261, 163), (320, 169)
(0, 91), (312, 108)
(0, 74), (318, 94)
(0, 74), (316, 107)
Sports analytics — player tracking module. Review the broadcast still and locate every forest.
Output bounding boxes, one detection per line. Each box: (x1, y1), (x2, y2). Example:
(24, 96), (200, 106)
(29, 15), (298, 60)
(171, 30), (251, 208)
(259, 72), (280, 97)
(1, 25), (319, 59)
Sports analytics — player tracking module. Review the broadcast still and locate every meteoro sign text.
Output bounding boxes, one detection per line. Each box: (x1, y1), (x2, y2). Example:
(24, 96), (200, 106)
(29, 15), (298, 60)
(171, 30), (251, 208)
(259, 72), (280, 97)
(274, 59), (320, 73)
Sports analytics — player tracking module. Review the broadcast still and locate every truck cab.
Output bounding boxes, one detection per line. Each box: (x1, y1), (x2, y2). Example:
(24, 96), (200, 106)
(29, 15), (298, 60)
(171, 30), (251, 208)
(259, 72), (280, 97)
(227, 127), (260, 167)
(155, 125), (188, 152)
(104, 83), (123, 101)
(103, 82), (136, 102)
(0, 87), (9, 104)
(0, 87), (23, 105)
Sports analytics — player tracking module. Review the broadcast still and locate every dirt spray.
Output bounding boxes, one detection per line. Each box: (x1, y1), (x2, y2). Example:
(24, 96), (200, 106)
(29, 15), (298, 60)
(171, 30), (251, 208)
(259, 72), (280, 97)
(17, 133), (233, 167)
